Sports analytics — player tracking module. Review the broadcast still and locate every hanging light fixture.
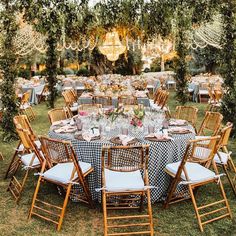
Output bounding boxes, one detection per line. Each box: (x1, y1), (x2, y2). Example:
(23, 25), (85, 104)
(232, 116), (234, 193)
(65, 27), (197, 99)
(98, 29), (126, 62)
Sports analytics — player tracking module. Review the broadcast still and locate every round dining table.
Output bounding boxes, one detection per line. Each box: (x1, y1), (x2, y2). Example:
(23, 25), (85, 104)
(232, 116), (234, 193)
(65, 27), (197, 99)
(48, 119), (195, 203)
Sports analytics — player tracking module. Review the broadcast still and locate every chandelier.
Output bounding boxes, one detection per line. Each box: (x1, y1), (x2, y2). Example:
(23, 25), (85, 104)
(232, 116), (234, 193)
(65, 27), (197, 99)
(190, 14), (223, 49)
(98, 30), (126, 62)
(142, 35), (175, 71)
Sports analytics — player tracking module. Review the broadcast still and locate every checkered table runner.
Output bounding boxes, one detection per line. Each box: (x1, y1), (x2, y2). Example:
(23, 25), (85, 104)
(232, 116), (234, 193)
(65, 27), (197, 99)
(49, 125), (195, 203)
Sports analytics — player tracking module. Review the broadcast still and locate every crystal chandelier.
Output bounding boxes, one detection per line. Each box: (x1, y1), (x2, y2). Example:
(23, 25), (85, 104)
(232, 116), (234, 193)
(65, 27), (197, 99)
(142, 35), (175, 71)
(191, 15), (223, 49)
(98, 30), (126, 62)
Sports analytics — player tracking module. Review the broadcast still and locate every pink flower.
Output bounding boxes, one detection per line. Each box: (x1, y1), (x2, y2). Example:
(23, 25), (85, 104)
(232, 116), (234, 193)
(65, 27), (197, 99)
(79, 111), (88, 116)
(137, 120), (143, 127)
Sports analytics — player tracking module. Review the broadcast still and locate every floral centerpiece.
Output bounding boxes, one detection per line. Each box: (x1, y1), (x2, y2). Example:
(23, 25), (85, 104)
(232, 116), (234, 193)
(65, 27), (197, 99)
(84, 82), (94, 92)
(132, 79), (148, 91)
(99, 84), (108, 92)
(104, 105), (126, 122)
(130, 106), (145, 127)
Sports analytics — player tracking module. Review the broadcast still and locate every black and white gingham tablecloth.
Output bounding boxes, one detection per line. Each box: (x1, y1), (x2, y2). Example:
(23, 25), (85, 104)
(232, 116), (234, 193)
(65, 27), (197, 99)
(49, 125), (195, 203)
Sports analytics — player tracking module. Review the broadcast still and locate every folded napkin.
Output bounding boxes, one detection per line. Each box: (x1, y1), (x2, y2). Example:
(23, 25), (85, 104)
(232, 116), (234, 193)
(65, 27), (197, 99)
(146, 133), (173, 141)
(118, 135), (135, 146)
(168, 127), (191, 133)
(82, 128), (100, 142)
(81, 92), (93, 98)
(135, 91), (147, 98)
(169, 119), (187, 126)
(54, 125), (76, 133)
(52, 119), (70, 126)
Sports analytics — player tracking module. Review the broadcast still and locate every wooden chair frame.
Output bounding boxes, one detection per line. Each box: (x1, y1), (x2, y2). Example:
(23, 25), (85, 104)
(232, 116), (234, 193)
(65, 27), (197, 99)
(101, 145), (154, 236)
(7, 124), (44, 203)
(48, 108), (68, 125)
(5, 115), (38, 179)
(164, 136), (232, 232)
(29, 136), (94, 231)
(175, 106), (198, 130)
(20, 91), (36, 121)
(197, 111), (223, 136)
(213, 123), (236, 196)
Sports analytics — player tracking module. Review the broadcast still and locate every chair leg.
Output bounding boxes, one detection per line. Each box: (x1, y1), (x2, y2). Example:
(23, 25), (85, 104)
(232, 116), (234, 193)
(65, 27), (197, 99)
(188, 185), (203, 232)
(57, 184), (72, 231)
(146, 189), (154, 236)
(5, 142), (22, 179)
(29, 176), (42, 219)
(218, 179), (232, 219)
(102, 191), (108, 236)
(16, 169), (30, 204)
(164, 177), (179, 209)
(222, 165), (236, 196)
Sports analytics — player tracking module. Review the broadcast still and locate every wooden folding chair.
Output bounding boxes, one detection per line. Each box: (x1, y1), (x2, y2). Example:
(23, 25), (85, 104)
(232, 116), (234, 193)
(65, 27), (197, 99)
(164, 136), (232, 232)
(101, 145), (154, 236)
(7, 124), (44, 203)
(62, 90), (79, 114)
(5, 115), (40, 179)
(94, 95), (112, 107)
(36, 84), (50, 103)
(197, 111), (223, 138)
(48, 108), (68, 125)
(118, 95), (138, 106)
(213, 123), (236, 196)
(29, 136), (94, 231)
(206, 88), (221, 112)
(175, 106), (198, 130)
(19, 91), (36, 121)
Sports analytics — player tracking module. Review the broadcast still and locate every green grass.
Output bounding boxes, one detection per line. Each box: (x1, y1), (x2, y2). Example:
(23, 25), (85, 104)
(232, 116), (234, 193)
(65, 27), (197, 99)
(0, 92), (236, 236)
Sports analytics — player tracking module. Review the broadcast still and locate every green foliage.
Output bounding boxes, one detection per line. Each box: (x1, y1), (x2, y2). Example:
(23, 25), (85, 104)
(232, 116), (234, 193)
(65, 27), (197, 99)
(150, 58), (161, 72)
(192, 46), (221, 74)
(63, 68), (75, 75)
(76, 67), (89, 76)
(17, 68), (31, 80)
(0, 1), (19, 140)
(45, 34), (58, 108)
(220, 1), (236, 135)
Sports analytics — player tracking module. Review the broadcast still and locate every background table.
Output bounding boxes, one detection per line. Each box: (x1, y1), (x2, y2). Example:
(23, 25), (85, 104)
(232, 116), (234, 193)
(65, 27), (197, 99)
(78, 96), (151, 107)
(22, 84), (45, 104)
(49, 125), (195, 203)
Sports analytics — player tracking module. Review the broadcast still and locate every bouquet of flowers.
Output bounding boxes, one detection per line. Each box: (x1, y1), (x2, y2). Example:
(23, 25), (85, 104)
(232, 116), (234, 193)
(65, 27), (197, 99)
(130, 106), (145, 127)
(99, 84), (108, 92)
(104, 105), (125, 122)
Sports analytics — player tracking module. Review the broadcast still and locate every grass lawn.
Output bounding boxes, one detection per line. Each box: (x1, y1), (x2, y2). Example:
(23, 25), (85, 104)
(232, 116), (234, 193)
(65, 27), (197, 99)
(0, 92), (236, 236)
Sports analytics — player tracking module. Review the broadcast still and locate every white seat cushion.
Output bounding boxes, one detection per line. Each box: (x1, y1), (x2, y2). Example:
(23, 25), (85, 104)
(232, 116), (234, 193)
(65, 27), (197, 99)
(43, 161), (91, 184)
(165, 161), (216, 183)
(21, 153), (40, 167)
(104, 169), (145, 192)
(70, 106), (78, 112)
(214, 151), (229, 165)
(75, 86), (85, 90)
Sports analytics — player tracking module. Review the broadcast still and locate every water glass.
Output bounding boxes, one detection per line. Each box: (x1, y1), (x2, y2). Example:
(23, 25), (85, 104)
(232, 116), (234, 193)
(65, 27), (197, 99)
(148, 125), (155, 134)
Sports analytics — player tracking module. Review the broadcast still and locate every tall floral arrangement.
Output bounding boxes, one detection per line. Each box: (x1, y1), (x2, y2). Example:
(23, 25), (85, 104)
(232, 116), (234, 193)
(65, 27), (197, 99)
(220, 0), (236, 135)
(0, 1), (19, 140)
